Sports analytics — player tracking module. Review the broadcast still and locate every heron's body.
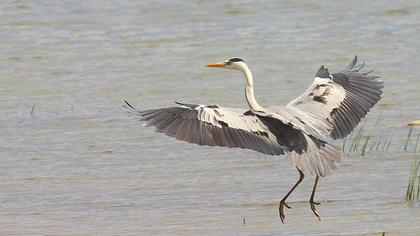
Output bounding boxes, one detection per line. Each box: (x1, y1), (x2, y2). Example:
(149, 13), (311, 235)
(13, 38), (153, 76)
(125, 56), (383, 223)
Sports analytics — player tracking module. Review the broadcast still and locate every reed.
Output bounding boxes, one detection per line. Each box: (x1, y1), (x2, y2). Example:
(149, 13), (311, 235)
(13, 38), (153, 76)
(30, 104), (35, 116)
(406, 159), (420, 201)
(404, 127), (413, 151)
(414, 134), (420, 156)
(337, 118), (420, 201)
(385, 128), (395, 152)
(360, 135), (371, 156)
(340, 119), (420, 156)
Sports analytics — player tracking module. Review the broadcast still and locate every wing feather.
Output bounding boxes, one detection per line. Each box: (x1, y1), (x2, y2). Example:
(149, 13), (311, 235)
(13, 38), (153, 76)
(127, 102), (288, 155)
(288, 133), (342, 177)
(287, 56), (384, 140)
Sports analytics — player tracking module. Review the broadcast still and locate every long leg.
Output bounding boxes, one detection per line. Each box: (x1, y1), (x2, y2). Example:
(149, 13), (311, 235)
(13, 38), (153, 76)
(309, 176), (321, 221)
(279, 168), (304, 223)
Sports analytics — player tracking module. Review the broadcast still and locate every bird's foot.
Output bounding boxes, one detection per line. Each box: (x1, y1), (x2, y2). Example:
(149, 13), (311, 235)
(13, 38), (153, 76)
(310, 201), (321, 221)
(279, 201), (291, 223)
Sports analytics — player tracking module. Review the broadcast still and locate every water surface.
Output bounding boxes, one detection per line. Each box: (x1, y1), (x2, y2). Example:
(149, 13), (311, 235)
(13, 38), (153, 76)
(1, 1), (420, 235)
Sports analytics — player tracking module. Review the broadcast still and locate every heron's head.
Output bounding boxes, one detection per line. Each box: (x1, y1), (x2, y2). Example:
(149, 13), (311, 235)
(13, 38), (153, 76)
(205, 57), (246, 70)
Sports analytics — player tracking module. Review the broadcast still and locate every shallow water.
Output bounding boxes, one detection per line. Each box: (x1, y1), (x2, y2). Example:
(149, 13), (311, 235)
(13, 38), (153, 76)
(1, 0), (420, 235)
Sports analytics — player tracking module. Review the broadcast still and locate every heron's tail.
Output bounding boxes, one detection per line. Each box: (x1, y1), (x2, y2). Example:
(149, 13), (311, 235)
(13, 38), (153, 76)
(287, 134), (343, 177)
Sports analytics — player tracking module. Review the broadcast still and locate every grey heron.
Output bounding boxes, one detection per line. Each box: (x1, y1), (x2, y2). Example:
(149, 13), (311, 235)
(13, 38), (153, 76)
(125, 56), (383, 223)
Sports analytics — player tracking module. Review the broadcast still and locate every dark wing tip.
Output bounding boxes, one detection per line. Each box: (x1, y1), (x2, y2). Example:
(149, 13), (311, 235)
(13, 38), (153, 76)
(123, 99), (136, 110)
(123, 99), (140, 115)
(344, 55), (368, 72)
(344, 55), (357, 70)
(174, 101), (199, 109)
(316, 65), (330, 78)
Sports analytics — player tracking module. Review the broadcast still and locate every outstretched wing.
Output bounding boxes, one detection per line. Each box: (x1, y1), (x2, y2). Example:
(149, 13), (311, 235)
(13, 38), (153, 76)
(124, 101), (288, 155)
(287, 56), (384, 139)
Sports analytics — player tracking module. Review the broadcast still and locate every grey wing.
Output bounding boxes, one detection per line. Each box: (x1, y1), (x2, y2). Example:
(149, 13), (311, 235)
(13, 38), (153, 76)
(250, 111), (343, 177)
(125, 101), (287, 155)
(288, 133), (343, 177)
(253, 106), (332, 141)
(287, 56), (384, 140)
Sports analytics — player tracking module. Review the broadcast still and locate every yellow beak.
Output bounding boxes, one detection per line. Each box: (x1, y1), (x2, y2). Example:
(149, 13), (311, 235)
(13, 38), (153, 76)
(205, 62), (225, 67)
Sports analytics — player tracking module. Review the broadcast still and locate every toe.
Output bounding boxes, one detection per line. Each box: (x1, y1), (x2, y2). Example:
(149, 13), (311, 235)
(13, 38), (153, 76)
(310, 204), (321, 221)
(279, 202), (288, 223)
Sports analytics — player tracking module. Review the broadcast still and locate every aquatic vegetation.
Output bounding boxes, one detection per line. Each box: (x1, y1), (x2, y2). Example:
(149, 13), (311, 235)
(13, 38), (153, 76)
(404, 127), (413, 151)
(30, 105), (36, 116)
(406, 159), (420, 201)
(338, 118), (420, 201)
(340, 118), (420, 156)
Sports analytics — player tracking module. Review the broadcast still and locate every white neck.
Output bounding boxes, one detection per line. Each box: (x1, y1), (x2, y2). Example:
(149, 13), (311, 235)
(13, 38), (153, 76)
(239, 63), (264, 111)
